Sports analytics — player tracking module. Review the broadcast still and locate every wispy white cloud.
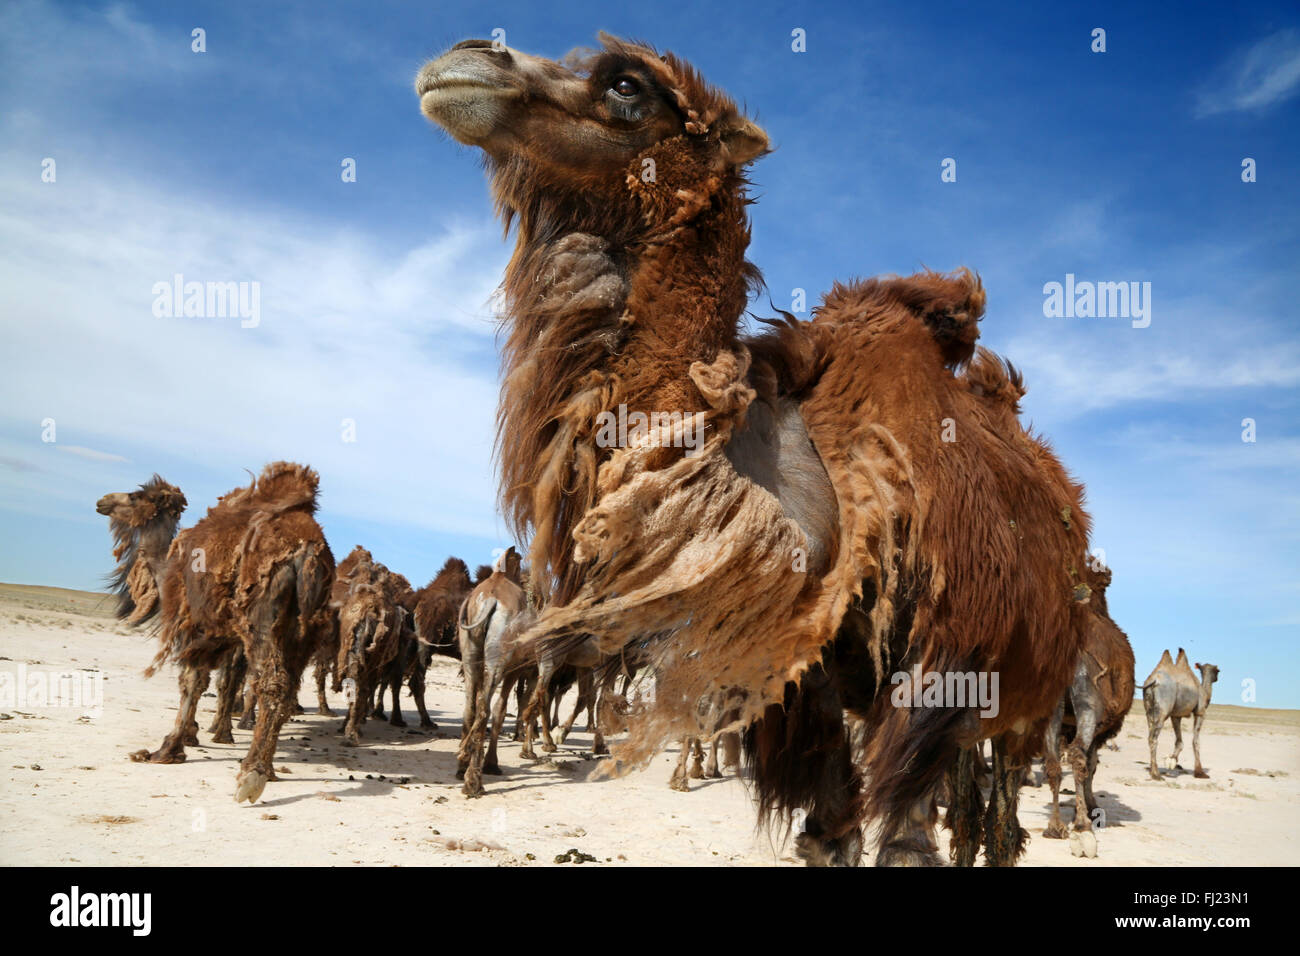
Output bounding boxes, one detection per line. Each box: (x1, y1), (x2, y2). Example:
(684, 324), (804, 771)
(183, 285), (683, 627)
(0, 158), (509, 540)
(57, 446), (129, 464)
(1196, 28), (1300, 117)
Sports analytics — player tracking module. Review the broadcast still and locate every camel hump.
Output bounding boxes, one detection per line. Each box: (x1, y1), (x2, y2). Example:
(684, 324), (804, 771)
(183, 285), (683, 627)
(820, 268), (985, 368)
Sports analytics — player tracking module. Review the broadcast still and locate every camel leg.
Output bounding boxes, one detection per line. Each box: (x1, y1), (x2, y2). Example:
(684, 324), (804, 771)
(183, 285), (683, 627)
(1192, 710), (1209, 778)
(704, 737), (722, 778)
(981, 738), (1028, 866)
(484, 670), (510, 775)
(1069, 704), (1098, 830)
(668, 739), (692, 792)
(315, 661), (332, 716)
(1083, 745), (1101, 814)
(1146, 712), (1163, 780)
(556, 669), (593, 747)
(130, 664), (209, 764)
(235, 647), (296, 805)
(517, 671), (539, 760)
(1042, 701), (1068, 838)
(387, 668), (406, 727)
(237, 674), (257, 731)
(341, 672), (369, 747)
(457, 654), (483, 779)
(512, 679), (528, 741)
(409, 667), (435, 730)
(687, 737), (706, 779)
(1169, 716), (1184, 770)
(460, 676), (490, 798)
(208, 650), (246, 744)
(945, 746), (986, 865)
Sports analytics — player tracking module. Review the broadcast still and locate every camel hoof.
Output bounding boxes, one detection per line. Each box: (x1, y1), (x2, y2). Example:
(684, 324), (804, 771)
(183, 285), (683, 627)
(342, 736), (358, 748)
(318, 705), (334, 717)
(669, 778), (689, 793)
(182, 734), (200, 747)
(235, 770), (268, 805)
(706, 768), (722, 779)
(593, 744), (609, 756)
(1069, 830), (1097, 858)
(554, 730), (568, 746)
(237, 717), (255, 731)
(462, 776), (484, 798)
(520, 748), (537, 760)
(419, 719), (437, 730)
(210, 730), (234, 744)
(1194, 769), (1209, 779)
(484, 764), (503, 776)
(390, 716), (407, 728)
(689, 766), (705, 780)
(541, 742), (557, 754)
(1043, 822), (1069, 840)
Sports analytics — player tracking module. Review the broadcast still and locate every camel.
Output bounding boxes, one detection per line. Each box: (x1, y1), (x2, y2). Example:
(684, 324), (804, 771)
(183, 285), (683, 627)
(129, 462), (335, 804)
(1040, 564), (1135, 853)
(97, 476), (253, 745)
(455, 546), (530, 796)
(417, 34), (1094, 865)
(1143, 649), (1218, 780)
(331, 546), (410, 746)
(413, 557), (474, 661)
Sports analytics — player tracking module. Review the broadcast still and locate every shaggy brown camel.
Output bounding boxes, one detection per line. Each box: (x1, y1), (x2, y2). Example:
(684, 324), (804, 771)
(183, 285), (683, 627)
(418, 35), (1094, 865)
(129, 462), (335, 804)
(1143, 649), (1219, 780)
(97, 476), (252, 745)
(1041, 565), (1135, 853)
(332, 546), (410, 746)
(456, 547), (529, 796)
(367, 572), (423, 727)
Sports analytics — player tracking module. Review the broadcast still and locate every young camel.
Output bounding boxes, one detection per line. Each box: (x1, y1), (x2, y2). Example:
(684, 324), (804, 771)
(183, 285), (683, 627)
(1040, 565), (1135, 854)
(129, 462), (335, 804)
(1143, 649), (1219, 780)
(417, 35), (1094, 865)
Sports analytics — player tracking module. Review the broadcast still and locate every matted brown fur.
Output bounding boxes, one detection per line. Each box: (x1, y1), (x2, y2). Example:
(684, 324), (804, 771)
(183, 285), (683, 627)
(138, 462), (335, 802)
(419, 34), (1094, 861)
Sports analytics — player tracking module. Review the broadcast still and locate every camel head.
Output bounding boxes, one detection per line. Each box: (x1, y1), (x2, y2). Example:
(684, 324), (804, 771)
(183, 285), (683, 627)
(96, 475), (187, 624)
(416, 34), (769, 239)
(1194, 662), (1220, 685)
(96, 475), (187, 530)
(492, 545), (523, 583)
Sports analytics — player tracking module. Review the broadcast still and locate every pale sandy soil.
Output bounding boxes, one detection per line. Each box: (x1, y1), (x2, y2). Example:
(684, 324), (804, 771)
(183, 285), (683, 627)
(1, 583), (1296, 866)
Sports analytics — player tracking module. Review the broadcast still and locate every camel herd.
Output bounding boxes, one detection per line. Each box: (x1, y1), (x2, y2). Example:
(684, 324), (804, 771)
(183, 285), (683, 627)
(92, 34), (1221, 866)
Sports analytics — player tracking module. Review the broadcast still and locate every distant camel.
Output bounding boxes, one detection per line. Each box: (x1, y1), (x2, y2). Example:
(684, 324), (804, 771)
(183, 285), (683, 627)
(129, 462), (335, 805)
(1143, 649), (1219, 780)
(332, 546), (410, 747)
(1041, 565), (1135, 851)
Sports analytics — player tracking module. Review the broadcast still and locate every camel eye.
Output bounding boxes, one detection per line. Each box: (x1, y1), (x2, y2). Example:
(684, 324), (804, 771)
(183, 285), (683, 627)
(612, 77), (640, 98)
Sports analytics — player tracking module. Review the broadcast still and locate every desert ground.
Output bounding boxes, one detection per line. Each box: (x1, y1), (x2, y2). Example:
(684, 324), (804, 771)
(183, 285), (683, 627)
(1, 582), (1296, 867)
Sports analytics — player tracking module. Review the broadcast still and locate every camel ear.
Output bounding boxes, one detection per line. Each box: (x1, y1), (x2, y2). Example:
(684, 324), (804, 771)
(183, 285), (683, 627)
(719, 117), (770, 166)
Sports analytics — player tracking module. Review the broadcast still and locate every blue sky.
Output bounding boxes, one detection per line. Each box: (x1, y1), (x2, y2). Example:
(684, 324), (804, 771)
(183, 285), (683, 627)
(1, 1), (1297, 705)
